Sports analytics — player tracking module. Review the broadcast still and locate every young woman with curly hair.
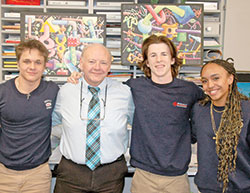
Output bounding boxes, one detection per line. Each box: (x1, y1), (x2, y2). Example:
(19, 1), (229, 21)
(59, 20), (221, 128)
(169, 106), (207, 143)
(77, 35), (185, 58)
(192, 59), (250, 193)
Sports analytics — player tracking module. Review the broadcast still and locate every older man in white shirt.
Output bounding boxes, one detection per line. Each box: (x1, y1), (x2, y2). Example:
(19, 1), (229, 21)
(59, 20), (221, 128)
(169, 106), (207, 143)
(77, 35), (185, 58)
(52, 43), (134, 193)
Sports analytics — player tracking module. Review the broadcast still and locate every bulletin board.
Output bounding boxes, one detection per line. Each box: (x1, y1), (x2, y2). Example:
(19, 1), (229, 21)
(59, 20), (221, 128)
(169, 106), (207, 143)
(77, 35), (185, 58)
(21, 13), (106, 76)
(121, 4), (203, 66)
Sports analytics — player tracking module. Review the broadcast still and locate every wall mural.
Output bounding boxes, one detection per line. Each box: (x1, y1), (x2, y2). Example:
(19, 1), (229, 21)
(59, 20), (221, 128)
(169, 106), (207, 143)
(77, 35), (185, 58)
(121, 4), (203, 66)
(21, 13), (106, 76)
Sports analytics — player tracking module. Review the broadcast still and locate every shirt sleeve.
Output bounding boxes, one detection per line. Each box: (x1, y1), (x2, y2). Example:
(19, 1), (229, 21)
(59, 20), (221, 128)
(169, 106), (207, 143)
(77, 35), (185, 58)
(0, 85), (4, 134)
(127, 88), (135, 125)
(190, 83), (203, 144)
(52, 89), (63, 127)
(247, 120), (250, 148)
(196, 85), (205, 101)
(190, 103), (198, 144)
(124, 78), (131, 88)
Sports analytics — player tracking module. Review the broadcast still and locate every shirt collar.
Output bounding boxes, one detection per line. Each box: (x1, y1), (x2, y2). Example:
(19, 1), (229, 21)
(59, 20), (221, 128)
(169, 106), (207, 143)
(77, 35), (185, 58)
(81, 77), (108, 96)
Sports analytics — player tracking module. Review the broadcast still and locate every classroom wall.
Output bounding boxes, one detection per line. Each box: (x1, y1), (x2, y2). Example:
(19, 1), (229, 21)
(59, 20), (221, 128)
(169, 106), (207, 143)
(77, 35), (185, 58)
(224, 0), (250, 72)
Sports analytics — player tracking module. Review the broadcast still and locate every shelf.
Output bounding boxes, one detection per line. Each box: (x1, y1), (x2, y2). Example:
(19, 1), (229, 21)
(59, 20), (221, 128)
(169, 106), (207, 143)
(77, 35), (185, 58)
(1, 18), (20, 21)
(2, 68), (18, 72)
(204, 34), (220, 38)
(1, 55), (16, 59)
(204, 10), (221, 14)
(204, 45), (222, 49)
(46, 6), (88, 10)
(0, 0), (226, 83)
(1, 43), (19, 46)
(1, 4), (44, 9)
(1, 30), (20, 34)
(94, 6), (123, 10)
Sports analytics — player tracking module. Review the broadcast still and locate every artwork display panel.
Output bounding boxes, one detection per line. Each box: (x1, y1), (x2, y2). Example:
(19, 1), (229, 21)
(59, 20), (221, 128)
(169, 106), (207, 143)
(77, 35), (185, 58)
(237, 82), (250, 98)
(237, 74), (250, 98)
(21, 13), (106, 76)
(121, 4), (203, 66)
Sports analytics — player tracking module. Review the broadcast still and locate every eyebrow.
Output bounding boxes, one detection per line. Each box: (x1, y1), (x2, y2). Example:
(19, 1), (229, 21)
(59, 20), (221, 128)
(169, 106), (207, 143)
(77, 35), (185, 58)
(22, 59), (43, 63)
(149, 51), (167, 55)
(201, 73), (219, 79)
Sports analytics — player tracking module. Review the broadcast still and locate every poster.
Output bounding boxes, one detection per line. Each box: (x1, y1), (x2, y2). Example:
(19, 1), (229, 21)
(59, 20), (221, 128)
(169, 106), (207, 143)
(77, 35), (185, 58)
(121, 4), (203, 66)
(21, 13), (106, 76)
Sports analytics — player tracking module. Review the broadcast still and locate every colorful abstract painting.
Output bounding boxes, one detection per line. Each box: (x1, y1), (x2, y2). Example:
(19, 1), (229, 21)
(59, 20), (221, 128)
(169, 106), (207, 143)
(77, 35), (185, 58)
(21, 13), (106, 76)
(121, 4), (203, 66)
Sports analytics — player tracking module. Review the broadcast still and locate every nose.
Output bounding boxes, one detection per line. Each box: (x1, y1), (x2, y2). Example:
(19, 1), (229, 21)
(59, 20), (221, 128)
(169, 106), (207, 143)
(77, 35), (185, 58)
(156, 55), (161, 62)
(207, 80), (214, 88)
(29, 62), (36, 69)
(93, 62), (101, 70)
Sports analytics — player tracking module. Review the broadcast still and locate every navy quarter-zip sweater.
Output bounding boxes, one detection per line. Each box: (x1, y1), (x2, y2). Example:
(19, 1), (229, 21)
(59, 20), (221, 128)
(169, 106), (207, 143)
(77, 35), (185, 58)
(126, 77), (204, 176)
(192, 100), (250, 193)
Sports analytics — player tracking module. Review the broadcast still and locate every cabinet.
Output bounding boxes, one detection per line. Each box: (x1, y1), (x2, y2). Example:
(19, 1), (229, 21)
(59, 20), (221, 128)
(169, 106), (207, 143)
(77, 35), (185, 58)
(0, 2), (44, 81)
(0, 0), (226, 83)
(202, 0), (225, 62)
(179, 0), (226, 83)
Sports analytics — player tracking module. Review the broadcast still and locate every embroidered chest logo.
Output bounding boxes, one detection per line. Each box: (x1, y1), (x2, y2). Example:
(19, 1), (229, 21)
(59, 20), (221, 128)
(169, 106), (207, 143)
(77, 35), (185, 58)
(44, 100), (52, 110)
(172, 101), (187, 108)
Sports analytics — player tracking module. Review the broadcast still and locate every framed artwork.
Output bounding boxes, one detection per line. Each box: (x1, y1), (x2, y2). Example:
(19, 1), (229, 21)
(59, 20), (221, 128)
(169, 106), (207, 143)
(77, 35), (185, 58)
(21, 13), (106, 76)
(121, 4), (203, 66)
(236, 73), (250, 97)
(237, 74), (250, 98)
(237, 82), (250, 98)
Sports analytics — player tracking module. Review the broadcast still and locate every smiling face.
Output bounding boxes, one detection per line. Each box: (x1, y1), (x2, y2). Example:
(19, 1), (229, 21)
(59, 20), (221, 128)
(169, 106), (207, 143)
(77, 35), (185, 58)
(80, 44), (111, 87)
(146, 43), (175, 84)
(201, 62), (234, 106)
(17, 48), (45, 84)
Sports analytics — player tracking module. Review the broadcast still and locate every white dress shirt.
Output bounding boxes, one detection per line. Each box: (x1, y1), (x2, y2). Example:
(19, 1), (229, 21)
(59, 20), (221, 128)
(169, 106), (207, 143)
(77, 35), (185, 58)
(52, 77), (134, 164)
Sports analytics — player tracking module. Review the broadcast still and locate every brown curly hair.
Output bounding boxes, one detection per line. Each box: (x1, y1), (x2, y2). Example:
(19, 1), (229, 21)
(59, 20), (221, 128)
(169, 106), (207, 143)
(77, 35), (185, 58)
(138, 34), (183, 78)
(200, 58), (249, 193)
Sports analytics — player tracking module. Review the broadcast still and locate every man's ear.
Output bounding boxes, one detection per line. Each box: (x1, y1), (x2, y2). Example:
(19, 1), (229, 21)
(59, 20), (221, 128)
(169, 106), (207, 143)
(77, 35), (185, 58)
(79, 58), (83, 71)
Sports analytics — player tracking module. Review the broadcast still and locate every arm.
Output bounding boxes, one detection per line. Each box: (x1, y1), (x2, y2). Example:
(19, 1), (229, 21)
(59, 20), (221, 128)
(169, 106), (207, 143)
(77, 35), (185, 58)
(52, 90), (63, 127)
(190, 104), (197, 144)
(196, 84), (205, 101)
(0, 86), (3, 134)
(51, 91), (63, 151)
(67, 71), (82, 84)
(247, 121), (250, 148)
(127, 89), (135, 126)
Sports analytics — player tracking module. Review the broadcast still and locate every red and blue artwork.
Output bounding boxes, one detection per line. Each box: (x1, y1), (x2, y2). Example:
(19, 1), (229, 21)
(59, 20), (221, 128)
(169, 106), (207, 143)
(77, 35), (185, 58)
(21, 13), (106, 76)
(121, 4), (203, 66)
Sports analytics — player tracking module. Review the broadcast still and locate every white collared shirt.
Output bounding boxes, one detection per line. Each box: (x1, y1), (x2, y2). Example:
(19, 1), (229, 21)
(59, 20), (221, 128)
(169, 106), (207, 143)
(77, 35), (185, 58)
(52, 77), (134, 164)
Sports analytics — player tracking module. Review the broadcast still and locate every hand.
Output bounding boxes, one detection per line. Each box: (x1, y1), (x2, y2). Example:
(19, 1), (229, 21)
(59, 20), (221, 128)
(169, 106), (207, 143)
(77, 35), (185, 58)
(67, 71), (82, 84)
